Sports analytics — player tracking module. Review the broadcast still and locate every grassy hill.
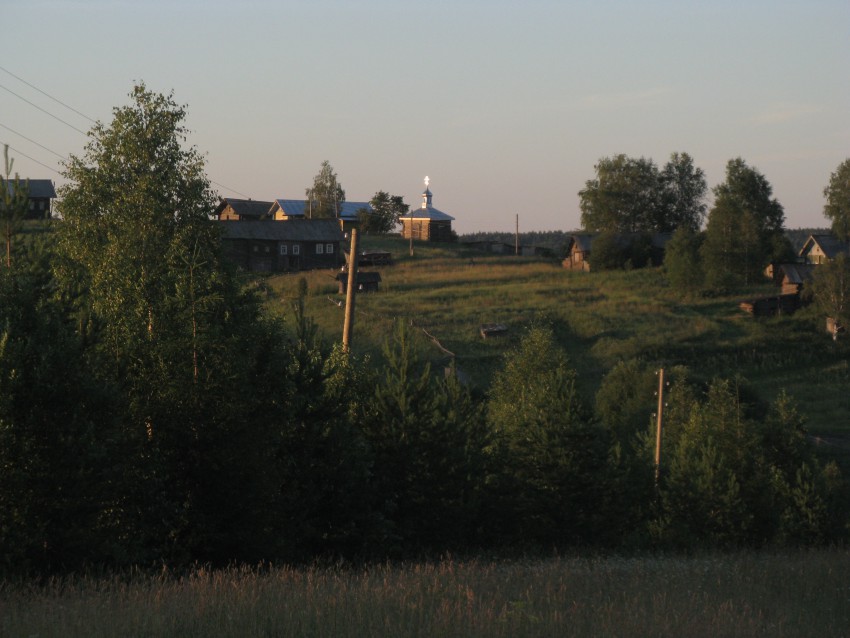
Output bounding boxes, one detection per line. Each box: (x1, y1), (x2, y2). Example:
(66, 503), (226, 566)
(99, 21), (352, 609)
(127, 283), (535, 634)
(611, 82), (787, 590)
(263, 235), (849, 440)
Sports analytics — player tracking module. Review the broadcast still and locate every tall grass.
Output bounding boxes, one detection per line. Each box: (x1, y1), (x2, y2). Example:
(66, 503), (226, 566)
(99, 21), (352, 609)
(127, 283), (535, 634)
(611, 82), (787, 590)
(3, 551), (848, 637)
(265, 236), (850, 435)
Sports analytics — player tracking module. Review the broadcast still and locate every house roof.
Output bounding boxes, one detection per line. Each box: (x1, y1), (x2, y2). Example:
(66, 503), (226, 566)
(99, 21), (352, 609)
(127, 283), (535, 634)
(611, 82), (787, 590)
(399, 207), (454, 222)
(1, 179), (56, 199)
(217, 219), (344, 242)
(215, 198), (273, 219)
(569, 232), (672, 252)
(271, 199), (371, 220)
(800, 234), (850, 260)
(778, 263), (816, 285)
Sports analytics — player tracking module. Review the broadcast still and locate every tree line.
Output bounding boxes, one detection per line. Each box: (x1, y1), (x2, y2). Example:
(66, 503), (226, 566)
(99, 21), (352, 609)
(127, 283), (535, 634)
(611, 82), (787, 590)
(579, 152), (850, 296)
(0, 87), (847, 575)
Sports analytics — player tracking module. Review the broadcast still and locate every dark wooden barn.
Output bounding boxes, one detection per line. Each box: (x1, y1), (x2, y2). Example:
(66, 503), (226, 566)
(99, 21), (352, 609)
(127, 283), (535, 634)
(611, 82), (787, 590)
(218, 219), (344, 272)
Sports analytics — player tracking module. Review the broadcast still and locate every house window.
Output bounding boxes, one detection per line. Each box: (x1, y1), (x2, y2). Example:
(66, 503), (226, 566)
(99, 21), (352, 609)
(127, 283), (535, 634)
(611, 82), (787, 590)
(292, 245), (300, 255)
(253, 245), (259, 252)
(326, 243), (333, 254)
(316, 244), (324, 255)
(280, 244), (288, 255)
(264, 245), (270, 253)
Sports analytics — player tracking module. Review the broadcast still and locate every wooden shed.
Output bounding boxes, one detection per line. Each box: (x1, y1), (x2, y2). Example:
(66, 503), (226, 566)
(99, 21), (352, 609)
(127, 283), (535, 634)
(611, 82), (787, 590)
(336, 271), (382, 294)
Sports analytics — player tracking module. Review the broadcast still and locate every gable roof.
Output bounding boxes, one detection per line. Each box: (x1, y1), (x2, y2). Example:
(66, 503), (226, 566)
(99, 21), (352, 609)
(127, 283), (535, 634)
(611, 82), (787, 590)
(800, 234), (850, 260)
(568, 232), (672, 252)
(1, 179), (56, 199)
(215, 198), (273, 219)
(217, 219), (344, 242)
(777, 263), (816, 285)
(270, 199), (372, 220)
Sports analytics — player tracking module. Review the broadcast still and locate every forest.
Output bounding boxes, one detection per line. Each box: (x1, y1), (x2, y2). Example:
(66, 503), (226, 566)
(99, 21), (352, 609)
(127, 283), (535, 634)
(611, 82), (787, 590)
(1, 85), (848, 576)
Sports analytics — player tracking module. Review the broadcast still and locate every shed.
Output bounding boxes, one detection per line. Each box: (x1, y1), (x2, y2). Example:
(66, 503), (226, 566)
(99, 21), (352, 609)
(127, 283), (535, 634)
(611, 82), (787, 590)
(336, 271), (382, 293)
(774, 263), (816, 295)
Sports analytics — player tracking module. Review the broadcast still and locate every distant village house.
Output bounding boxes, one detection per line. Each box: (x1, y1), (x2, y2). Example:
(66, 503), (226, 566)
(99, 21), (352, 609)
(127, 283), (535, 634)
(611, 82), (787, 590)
(217, 219), (343, 272)
(1, 179), (56, 220)
(215, 198), (273, 221)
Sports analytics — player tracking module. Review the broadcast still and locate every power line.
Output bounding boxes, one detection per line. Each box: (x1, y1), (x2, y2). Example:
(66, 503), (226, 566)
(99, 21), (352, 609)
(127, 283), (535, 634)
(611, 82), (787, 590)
(0, 141), (62, 175)
(0, 65), (96, 123)
(0, 123), (68, 160)
(1, 69), (256, 199)
(210, 180), (252, 199)
(0, 83), (88, 135)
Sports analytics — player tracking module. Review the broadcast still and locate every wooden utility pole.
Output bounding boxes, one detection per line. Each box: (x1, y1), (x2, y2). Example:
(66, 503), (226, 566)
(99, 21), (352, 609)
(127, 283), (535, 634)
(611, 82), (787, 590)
(342, 228), (359, 352)
(515, 214), (519, 256)
(654, 367), (665, 484)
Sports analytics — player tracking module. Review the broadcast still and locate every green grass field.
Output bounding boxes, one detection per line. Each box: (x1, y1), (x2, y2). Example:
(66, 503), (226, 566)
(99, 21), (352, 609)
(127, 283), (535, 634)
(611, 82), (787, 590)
(265, 235), (850, 439)
(3, 551), (848, 637)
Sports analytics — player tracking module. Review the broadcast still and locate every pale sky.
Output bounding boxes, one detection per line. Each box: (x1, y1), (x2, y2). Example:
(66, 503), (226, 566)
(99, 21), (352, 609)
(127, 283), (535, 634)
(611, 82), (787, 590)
(3, 0), (848, 233)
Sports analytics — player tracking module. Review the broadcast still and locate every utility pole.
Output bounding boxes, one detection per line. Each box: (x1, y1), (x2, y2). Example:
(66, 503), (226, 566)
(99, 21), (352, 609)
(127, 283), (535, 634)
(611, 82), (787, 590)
(654, 368), (665, 485)
(515, 214), (519, 256)
(342, 228), (359, 353)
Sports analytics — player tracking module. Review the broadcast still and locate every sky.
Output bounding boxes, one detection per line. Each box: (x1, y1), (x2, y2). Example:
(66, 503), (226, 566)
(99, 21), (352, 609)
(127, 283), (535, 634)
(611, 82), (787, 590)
(2, 0), (848, 234)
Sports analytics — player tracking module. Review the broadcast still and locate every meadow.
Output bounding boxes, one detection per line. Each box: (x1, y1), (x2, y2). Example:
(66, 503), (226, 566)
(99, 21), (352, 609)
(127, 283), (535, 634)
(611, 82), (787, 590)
(265, 235), (850, 439)
(3, 551), (848, 637)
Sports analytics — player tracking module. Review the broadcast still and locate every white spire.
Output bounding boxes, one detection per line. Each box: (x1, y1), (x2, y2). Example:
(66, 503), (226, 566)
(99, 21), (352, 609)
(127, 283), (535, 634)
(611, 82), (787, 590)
(421, 176), (433, 209)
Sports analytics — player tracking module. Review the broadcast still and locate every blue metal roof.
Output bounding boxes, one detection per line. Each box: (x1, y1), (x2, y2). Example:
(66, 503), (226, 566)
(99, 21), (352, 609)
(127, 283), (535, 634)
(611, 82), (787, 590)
(273, 199), (372, 220)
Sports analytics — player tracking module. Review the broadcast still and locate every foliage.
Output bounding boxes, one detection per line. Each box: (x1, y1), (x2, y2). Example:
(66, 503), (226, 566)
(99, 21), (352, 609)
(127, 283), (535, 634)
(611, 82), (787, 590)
(648, 376), (846, 548)
(659, 152), (708, 232)
(823, 158), (850, 241)
(360, 320), (490, 552)
(0, 145), (30, 268)
(579, 154), (664, 233)
(809, 253), (850, 340)
(305, 160), (345, 219)
(486, 324), (614, 546)
(0, 253), (118, 573)
(664, 226), (705, 293)
(700, 158), (785, 289)
(579, 152), (707, 234)
(54, 84), (287, 565)
(359, 190), (408, 233)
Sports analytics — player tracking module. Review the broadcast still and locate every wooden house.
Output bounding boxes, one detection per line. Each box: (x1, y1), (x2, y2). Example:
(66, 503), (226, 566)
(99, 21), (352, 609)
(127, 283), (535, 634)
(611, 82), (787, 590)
(335, 271), (382, 294)
(562, 234), (594, 271)
(799, 234), (849, 264)
(400, 179), (455, 242)
(215, 198), (273, 221)
(562, 232), (671, 271)
(268, 199), (372, 233)
(772, 263), (816, 295)
(218, 219), (343, 272)
(1, 179), (56, 219)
